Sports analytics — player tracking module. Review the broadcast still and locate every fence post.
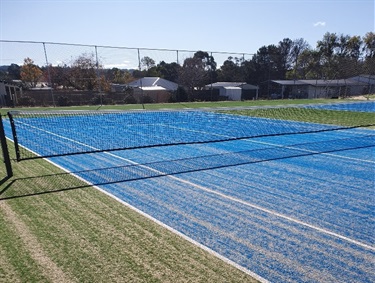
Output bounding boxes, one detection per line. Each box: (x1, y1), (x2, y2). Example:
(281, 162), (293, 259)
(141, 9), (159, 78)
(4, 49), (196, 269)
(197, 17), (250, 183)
(43, 42), (56, 107)
(0, 115), (13, 178)
(95, 46), (103, 106)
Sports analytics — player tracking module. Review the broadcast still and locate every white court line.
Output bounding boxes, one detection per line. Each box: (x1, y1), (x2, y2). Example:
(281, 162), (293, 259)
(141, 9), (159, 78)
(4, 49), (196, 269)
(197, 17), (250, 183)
(12, 120), (375, 253)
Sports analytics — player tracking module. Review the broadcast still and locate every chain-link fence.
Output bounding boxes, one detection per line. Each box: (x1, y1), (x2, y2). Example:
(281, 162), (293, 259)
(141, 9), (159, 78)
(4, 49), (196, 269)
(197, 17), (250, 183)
(0, 40), (374, 107)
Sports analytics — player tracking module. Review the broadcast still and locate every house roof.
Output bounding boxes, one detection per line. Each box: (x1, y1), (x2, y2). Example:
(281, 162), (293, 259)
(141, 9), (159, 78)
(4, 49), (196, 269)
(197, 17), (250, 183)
(137, 86), (167, 91)
(207, 82), (259, 89)
(272, 80), (306, 86)
(222, 86), (242, 90)
(128, 77), (178, 91)
(349, 75), (375, 84)
(208, 82), (246, 87)
(272, 79), (368, 87)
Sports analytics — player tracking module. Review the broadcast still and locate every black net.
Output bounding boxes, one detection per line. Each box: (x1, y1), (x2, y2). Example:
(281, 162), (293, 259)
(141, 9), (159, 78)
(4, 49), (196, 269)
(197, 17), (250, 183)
(7, 101), (375, 161)
(58, 134), (375, 185)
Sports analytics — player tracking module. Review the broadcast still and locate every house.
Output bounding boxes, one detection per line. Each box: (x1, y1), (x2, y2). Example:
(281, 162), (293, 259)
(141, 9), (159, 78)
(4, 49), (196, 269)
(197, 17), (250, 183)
(271, 76), (373, 99)
(206, 82), (259, 101)
(126, 77), (178, 103)
(0, 81), (22, 107)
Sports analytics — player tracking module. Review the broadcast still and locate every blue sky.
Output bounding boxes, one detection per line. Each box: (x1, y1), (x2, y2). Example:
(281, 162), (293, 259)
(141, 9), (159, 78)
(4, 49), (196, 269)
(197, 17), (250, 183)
(0, 0), (374, 67)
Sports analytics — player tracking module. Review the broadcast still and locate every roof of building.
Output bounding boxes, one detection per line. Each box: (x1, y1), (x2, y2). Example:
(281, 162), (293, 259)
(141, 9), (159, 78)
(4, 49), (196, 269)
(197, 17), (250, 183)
(206, 82), (259, 89)
(208, 82), (246, 88)
(349, 75), (375, 84)
(128, 77), (178, 91)
(272, 79), (369, 87)
(135, 86), (167, 91)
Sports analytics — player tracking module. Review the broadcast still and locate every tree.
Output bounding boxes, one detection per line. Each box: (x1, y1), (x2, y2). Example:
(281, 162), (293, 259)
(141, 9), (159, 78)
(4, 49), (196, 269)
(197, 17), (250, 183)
(288, 38), (310, 79)
(8, 64), (21, 80)
(278, 38), (294, 73)
(334, 35), (363, 78)
(316, 32), (341, 79)
(156, 61), (180, 83)
(297, 49), (323, 79)
(193, 51), (217, 71)
(217, 56), (243, 82)
(251, 45), (285, 82)
(363, 32), (375, 58)
(346, 35), (362, 59)
(20, 57), (43, 88)
(179, 56), (208, 101)
(140, 56), (156, 70)
(106, 68), (133, 84)
(317, 32), (339, 59)
(194, 51), (218, 84)
(362, 32), (375, 74)
(67, 53), (99, 91)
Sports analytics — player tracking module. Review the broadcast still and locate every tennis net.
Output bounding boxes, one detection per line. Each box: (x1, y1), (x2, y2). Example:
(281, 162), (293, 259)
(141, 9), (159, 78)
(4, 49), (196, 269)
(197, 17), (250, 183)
(7, 101), (375, 161)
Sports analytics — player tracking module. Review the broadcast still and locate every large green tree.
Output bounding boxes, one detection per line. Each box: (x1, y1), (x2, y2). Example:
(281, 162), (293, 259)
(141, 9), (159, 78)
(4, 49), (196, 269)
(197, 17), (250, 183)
(156, 61), (180, 83)
(217, 56), (244, 82)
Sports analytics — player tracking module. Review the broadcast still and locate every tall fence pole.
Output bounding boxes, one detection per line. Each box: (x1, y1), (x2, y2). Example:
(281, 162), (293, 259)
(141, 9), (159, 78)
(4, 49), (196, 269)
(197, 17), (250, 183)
(95, 46), (103, 106)
(43, 42), (55, 107)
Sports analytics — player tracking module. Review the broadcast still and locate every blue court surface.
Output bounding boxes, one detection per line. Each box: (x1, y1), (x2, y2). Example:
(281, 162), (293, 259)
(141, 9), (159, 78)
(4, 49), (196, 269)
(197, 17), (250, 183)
(3, 109), (375, 283)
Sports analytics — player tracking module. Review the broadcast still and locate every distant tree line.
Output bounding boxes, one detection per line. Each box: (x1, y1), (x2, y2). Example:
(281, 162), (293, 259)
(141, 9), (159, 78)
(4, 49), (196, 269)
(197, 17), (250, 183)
(1, 32), (374, 101)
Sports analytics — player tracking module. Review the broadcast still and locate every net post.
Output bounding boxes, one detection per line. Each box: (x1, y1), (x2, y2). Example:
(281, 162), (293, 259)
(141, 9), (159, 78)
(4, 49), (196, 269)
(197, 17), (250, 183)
(0, 115), (13, 178)
(7, 112), (21, 162)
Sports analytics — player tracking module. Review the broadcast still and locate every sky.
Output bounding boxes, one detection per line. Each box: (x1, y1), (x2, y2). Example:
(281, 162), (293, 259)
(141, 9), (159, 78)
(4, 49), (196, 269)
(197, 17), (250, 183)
(0, 0), (374, 68)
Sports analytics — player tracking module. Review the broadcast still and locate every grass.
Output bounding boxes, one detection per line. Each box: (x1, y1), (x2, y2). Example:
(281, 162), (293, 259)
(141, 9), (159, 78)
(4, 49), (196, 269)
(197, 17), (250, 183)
(0, 143), (258, 283)
(222, 107), (375, 128)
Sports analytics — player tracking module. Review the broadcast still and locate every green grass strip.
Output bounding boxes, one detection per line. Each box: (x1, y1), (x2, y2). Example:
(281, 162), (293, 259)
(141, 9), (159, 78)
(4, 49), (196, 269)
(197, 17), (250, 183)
(222, 107), (375, 128)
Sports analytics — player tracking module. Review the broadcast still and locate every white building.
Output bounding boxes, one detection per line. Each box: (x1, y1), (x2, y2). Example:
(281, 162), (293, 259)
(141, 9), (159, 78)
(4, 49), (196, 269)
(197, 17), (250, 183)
(126, 77), (178, 103)
(206, 82), (259, 101)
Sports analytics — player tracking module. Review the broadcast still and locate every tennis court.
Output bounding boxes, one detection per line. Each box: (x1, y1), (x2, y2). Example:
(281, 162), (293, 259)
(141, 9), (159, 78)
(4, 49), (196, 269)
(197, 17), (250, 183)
(3, 103), (375, 282)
